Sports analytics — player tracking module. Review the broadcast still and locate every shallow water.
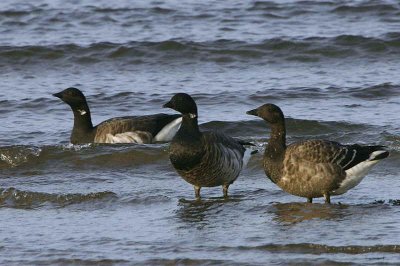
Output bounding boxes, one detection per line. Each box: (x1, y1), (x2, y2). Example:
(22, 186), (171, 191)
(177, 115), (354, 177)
(1, 0), (400, 265)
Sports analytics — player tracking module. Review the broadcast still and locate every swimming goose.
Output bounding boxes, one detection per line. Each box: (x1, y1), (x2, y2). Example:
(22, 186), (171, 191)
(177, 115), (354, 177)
(163, 93), (253, 198)
(53, 87), (182, 144)
(247, 103), (389, 204)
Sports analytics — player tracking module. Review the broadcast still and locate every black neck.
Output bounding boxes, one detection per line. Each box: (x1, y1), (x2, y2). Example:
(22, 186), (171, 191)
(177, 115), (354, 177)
(169, 114), (203, 171)
(70, 103), (94, 143)
(176, 115), (201, 140)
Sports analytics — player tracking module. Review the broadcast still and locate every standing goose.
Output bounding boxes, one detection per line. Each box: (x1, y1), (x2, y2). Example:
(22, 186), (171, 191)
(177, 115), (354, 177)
(53, 87), (182, 144)
(163, 93), (253, 198)
(247, 104), (389, 204)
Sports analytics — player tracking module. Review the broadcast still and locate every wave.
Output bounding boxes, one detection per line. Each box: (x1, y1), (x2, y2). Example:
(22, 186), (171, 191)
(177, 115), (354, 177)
(0, 145), (42, 167)
(201, 118), (386, 142)
(1, 34), (399, 64)
(333, 3), (399, 13)
(95, 6), (176, 14)
(345, 83), (400, 99)
(251, 83), (400, 100)
(373, 199), (400, 206)
(4, 83), (395, 118)
(3, 2), (398, 19)
(27, 259), (130, 265)
(0, 187), (116, 209)
(249, 1), (399, 14)
(138, 259), (240, 266)
(227, 243), (400, 254)
(0, 117), (396, 171)
(4, 83), (397, 119)
(0, 144), (170, 169)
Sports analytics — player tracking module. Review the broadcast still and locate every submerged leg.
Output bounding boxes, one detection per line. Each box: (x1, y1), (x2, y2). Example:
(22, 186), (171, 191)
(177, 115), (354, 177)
(307, 197), (313, 203)
(223, 184), (229, 198)
(194, 186), (201, 199)
(324, 193), (331, 204)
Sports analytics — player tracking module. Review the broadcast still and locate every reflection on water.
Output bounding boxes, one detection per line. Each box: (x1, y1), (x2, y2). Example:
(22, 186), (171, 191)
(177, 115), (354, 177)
(175, 196), (242, 229)
(270, 202), (350, 225)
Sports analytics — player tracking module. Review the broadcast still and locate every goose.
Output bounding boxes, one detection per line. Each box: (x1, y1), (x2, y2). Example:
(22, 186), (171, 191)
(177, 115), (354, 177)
(247, 103), (389, 203)
(163, 93), (253, 198)
(53, 87), (182, 144)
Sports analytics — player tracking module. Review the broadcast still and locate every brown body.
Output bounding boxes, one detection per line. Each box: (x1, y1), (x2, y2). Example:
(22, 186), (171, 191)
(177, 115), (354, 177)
(247, 103), (389, 203)
(266, 140), (345, 199)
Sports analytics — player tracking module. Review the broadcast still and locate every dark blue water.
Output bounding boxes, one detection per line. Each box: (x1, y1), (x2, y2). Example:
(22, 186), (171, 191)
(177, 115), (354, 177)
(1, 0), (400, 264)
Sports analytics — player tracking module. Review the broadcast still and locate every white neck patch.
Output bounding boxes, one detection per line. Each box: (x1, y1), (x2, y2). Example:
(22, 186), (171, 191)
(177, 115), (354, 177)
(77, 109), (87, 116)
(189, 113), (197, 119)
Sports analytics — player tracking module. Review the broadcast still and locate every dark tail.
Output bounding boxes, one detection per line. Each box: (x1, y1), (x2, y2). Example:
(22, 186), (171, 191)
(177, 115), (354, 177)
(234, 139), (259, 154)
(235, 139), (256, 146)
(366, 145), (389, 160)
(370, 149), (390, 161)
(349, 144), (389, 161)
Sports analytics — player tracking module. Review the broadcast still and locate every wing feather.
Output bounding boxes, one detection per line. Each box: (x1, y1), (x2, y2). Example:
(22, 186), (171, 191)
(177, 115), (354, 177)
(94, 114), (180, 143)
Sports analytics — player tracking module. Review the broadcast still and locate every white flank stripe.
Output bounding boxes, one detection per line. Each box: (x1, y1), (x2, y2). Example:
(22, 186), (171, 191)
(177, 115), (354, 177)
(154, 117), (182, 142)
(242, 148), (252, 168)
(333, 160), (380, 195)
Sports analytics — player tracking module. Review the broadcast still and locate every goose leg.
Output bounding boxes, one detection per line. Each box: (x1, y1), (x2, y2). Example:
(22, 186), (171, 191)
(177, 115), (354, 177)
(324, 193), (331, 204)
(307, 197), (313, 203)
(223, 184), (229, 198)
(194, 186), (201, 199)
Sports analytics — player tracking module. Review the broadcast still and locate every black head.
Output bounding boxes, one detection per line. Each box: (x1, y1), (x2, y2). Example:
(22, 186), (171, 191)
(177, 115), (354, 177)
(163, 93), (198, 116)
(246, 103), (285, 124)
(53, 87), (87, 107)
